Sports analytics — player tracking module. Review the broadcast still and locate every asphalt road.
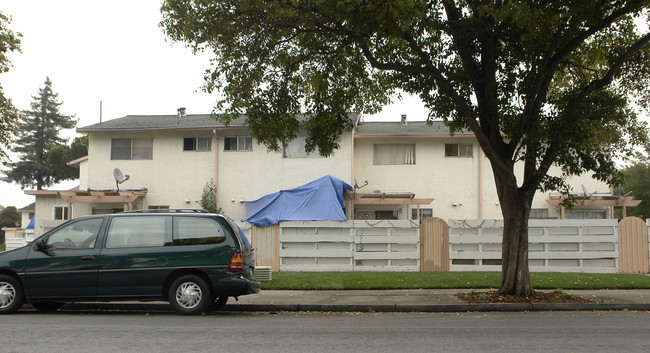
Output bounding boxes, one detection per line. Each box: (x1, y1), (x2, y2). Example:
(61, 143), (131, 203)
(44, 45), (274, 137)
(2, 310), (649, 353)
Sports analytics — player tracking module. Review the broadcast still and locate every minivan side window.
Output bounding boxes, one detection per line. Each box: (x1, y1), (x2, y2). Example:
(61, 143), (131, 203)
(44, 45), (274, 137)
(174, 217), (226, 245)
(106, 216), (169, 248)
(44, 218), (104, 250)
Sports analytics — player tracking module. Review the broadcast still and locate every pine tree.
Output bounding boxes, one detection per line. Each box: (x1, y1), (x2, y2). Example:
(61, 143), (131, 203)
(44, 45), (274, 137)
(2, 77), (77, 189)
(47, 135), (89, 181)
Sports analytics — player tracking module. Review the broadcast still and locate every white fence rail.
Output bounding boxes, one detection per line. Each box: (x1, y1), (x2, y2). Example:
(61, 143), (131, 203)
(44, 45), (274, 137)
(278, 220), (420, 272)
(449, 219), (619, 273)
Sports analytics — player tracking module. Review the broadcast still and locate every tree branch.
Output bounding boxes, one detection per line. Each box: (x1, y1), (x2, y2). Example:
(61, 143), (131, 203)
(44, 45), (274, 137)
(527, 0), (647, 121)
(585, 31), (650, 92)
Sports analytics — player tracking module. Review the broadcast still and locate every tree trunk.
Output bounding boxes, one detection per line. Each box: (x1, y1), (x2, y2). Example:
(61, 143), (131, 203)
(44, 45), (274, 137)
(493, 170), (536, 296)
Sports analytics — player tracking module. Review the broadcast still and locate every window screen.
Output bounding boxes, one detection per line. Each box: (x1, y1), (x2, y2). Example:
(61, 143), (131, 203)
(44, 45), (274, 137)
(411, 208), (433, 222)
(224, 136), (252, 151)
(111, 138), (132, 160)
(373, 144), (416, 165)
(183, 137), (211, 151)
(111, 138), (153, 160)
(445, 143), (473, 157)
(283, 136), (320, 158)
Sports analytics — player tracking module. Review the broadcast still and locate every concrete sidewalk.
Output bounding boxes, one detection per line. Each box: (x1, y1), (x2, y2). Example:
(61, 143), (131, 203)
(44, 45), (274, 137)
(224, 289), (650, 312)
(52, 289), (650, 313)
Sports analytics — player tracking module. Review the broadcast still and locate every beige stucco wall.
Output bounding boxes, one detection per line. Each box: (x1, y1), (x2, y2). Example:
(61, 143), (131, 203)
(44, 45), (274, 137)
(85, 129), (353, 222)
(216, 129), (353, 220)
(354, 136), (486, 220)
(78, 158), (89, 190)
(20, 211), (31, 229)
(32, 195), (68, 237)
(87, 131), (217, 210)
(353, 135), (611, 221)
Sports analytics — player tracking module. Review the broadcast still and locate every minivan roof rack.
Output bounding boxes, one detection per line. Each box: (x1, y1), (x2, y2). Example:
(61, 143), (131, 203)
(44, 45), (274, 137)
(121, 209), (210, 214)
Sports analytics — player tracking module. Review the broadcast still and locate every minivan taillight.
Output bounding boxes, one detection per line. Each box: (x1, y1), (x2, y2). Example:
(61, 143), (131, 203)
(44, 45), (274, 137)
(229, 252), (243, 272)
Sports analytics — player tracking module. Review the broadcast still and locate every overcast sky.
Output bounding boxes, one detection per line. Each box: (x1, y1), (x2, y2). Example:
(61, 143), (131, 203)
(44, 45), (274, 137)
(0, 1), (428, 208)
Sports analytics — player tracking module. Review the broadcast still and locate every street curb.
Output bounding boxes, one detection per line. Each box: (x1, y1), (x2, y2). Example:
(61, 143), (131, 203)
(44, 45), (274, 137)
(23, 302), (650, 314)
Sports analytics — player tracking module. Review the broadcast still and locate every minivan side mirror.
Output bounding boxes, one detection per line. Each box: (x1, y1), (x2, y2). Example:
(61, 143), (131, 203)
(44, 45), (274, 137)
(35, 239), (50, 252)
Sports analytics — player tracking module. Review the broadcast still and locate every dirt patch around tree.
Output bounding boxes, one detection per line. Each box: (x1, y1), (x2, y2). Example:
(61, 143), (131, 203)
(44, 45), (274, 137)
(456, 290), (599, 304)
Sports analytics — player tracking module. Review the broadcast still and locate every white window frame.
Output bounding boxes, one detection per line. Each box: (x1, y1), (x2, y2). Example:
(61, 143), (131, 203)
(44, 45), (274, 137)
(445, 143), (473, 157)
(111, 138), (153, 160)
(565, 209), (607, 219)
(411, 208), (433, 222)
(530, 208), (550, 219)
(183, 137), (212, 152)
(53, 205), (70, 220)
(92, 207), (125, 215)
(224, 136), (252, 151)
(373, 144), (416, 165)
(282, 136), (321, 158)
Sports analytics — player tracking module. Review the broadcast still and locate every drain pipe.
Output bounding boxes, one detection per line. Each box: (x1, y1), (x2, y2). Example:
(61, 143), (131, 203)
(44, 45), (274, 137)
(213, 129), (219, 208)
(478, 145), (483, 219)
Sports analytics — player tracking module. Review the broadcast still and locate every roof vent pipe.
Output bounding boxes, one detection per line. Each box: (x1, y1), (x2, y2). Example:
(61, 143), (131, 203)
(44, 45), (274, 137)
(401, 114), (407, 125)
(177, 107), (187, 118)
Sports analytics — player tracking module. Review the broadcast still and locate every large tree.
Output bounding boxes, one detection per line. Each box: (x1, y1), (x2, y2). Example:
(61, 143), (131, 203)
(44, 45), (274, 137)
(0, 11), (22, 162)
(2, 77), (77, 189)
(0, 205), (21, 244)
(161, 1), (650, 296)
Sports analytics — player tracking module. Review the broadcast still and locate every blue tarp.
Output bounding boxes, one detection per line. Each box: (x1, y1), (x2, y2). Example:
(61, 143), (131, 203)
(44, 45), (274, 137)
(243, 175), (352, 227)
(26, 217), (35, 230)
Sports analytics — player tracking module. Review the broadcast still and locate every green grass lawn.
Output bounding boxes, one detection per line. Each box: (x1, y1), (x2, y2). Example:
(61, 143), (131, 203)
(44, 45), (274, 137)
(0, 243), (5, 252)
(260, 271), (650, 290)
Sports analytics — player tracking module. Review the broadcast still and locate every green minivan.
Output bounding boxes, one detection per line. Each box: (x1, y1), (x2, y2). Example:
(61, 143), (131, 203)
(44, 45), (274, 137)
(0, 210), (260, 315)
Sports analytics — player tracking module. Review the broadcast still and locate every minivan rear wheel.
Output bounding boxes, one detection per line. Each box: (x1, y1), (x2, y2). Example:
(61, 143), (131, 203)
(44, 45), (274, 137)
(168, 275), (212, 315)
(0, 275), (24, 314)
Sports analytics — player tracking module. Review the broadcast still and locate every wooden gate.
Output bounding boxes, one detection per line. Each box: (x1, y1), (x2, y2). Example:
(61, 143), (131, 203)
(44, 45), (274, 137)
(420, 217), (449, 272)
(618, 217), (649, 273)
(251, 224), (280, 271)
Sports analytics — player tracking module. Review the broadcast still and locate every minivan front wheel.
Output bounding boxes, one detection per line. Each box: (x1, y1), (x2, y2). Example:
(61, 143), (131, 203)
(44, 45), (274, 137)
(0, 275), (24, 314)
(169, 275), (212, 315)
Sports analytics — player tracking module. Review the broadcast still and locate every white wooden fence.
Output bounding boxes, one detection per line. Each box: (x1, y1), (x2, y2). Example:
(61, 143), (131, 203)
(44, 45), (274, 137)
(260, 219), (628, 273)
(448, 219), (620, 273)
(1, 227), (34, 252)
(277, 220), (420, 272)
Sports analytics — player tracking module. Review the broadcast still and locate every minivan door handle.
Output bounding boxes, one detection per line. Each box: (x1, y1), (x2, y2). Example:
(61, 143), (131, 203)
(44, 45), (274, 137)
(80, 255), (95, 262)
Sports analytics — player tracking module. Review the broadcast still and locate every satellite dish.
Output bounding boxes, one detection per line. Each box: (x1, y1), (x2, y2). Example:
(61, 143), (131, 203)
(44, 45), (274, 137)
(354, 178), (368, 190)
(580, 184), (594, 205)
(353, 178), (368, 199)
(617, 185), (632, 199)
(113, 168), (130, 191)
